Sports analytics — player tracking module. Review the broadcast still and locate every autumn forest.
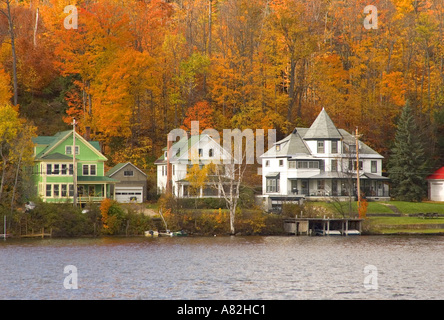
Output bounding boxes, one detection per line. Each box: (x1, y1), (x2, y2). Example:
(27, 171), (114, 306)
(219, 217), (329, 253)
(1, 0), (444, 176)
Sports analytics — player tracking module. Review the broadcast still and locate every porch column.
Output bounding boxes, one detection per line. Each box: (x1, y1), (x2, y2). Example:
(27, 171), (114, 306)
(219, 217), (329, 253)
(104, 183), (107, 200)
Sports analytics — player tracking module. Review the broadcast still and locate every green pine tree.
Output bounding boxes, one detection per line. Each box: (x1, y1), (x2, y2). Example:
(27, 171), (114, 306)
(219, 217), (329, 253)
(388, 102), (428, 202)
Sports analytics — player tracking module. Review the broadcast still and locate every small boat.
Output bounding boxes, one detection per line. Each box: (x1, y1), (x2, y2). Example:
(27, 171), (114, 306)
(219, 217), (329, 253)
(144, 209), (188, 238)
(144, 230), (159, 237)
(324, 230), (342, 236)
(342, 229), (361, 236)
(158, 230), (188, 237)
(313, 229), (341, 236)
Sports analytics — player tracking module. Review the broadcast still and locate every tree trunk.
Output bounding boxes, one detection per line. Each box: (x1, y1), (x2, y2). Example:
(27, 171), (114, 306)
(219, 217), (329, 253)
(3, 0), (18, 106)
(10, 148), (23, 214)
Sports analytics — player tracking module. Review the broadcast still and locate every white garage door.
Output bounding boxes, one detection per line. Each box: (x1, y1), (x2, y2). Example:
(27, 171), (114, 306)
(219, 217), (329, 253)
(115, 187), (144, 203)
(431, 182), (444, 201)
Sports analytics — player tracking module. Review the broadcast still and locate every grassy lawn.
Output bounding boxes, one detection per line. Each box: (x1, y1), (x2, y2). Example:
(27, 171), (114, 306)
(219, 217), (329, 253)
(366, 216), (444, 234)
(310, 200), (444, 234)
(369, 216), (444, 225)
(310, 200), (444, 215)
(380, 201), (444, 214)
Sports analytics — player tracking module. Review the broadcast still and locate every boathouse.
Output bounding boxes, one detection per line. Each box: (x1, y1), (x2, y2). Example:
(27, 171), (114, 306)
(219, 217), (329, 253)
(283, 217), (363, 236)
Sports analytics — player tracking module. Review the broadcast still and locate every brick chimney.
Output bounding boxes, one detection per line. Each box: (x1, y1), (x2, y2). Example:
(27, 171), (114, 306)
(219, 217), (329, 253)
(84, 126), (91, 141)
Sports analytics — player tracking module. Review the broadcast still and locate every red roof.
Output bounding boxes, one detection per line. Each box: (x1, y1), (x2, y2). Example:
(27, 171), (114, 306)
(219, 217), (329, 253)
(427, 167), (444, 180)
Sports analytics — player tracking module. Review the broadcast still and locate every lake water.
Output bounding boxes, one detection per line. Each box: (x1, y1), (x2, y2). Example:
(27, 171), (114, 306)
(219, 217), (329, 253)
(1, 235), (444, 300)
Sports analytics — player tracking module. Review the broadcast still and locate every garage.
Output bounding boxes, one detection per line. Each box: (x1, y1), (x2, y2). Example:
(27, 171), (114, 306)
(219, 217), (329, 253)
(115, 186), (144, 203)
(427, 167), (444, 202)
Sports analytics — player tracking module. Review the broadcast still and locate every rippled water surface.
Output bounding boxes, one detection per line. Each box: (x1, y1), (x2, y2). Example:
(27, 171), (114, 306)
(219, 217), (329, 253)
(1, 235), (444, 299)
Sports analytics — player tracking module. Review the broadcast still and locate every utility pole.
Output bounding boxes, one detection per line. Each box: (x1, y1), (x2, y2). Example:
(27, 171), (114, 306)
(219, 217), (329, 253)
(355, 127), (361, 218)
(72, 118), (77, 207)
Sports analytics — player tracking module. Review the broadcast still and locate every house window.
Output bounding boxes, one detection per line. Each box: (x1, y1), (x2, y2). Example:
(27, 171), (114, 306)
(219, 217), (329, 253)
(331, 141), (338, 153)
(349, 160), (363, 171)
(297, 161), (319, 169)
(69, 164), (74, 175)
(266, 177), (280, 193)
(46, 184), (52, 197)
(288, 161), (296, 169)
(124, 170), (134, 177)
(61, 164), (67, 175)
(317, 141), (324, 153)
(276, 145), (281, 152)
(279, 159), (284, 167)
(331, 160), (338, 172)
(371, 161), (377, 173)
(54, 184), (60, 197)
(69, 185), (74, 197)
(265, 160), (270, 167)
(209, 149), (214, 157)
(198, 148), (203, 157)
(65, 146), (79, 155)
(82, 164), (96, 176)
(172, 165), (175, 176)
(61, 184), (67, 197)
(53, 164), (60, 175)
(317, 180), (325, 190)
(47, 164), (52, 175)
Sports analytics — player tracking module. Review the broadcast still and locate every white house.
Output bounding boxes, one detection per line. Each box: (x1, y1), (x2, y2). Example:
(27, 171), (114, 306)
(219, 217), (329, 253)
(155, 133), (233, 198)
(427, 167), (444, 201)
(260, 108), (390, 211)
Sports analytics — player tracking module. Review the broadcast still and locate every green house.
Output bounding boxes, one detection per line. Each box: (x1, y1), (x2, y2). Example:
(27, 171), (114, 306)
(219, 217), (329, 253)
(32, 130), (118, 204)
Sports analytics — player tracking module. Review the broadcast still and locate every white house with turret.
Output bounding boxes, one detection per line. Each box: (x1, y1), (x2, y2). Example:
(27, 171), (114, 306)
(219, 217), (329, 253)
(259, 108), (390, 211)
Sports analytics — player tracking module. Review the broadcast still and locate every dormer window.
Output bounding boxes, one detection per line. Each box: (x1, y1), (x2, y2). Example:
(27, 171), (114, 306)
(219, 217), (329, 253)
(276, 144), (281, 152)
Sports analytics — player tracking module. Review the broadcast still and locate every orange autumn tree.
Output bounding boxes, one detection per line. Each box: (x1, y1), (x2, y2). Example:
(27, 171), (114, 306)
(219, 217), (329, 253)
(182, 101), (215, 132)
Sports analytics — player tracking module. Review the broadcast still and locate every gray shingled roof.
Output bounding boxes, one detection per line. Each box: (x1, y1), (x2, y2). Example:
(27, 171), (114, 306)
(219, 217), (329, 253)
(260, 128), (311, 158)
(303, 108), (343, 140)
(260, 109), (383, 158)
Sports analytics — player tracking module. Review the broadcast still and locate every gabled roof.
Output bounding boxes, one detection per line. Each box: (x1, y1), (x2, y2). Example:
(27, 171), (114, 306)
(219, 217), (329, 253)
(106, 162), (147, 177)
(40, 152), (73, 160)
(155, 134), (232, 164)
(339, 129), (382, 157)
(303, 108), (343, 140)
(427, 167), (444, 180)
(261, 128), (311, 158)
(33, 130), (106, 161)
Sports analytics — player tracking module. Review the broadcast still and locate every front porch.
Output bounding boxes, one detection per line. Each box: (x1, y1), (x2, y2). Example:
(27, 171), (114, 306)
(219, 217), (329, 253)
(40, 176), (118, 204)
(285, 174), (390, 199)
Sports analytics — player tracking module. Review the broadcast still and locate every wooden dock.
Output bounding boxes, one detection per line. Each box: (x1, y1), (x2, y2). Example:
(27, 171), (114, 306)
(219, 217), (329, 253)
(20, 228), (52, 238)
(284, 217), (363, 236)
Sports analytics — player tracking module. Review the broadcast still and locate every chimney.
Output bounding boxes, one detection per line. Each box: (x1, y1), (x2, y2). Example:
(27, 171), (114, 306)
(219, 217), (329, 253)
(166, 136), (173, 194)
(84, 126), (91, 141)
